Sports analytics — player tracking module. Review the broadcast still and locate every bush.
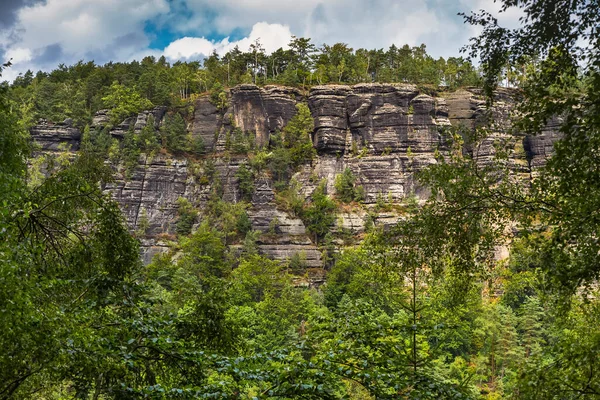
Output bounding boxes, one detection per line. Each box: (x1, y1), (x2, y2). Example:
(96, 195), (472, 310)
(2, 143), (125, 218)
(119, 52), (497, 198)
(236, 211), (253, 235)
(190, 135), (206, 155)
(288, 252), (308, 274)
(176, 197), (198, 235)
(139, 114), (160, 153)
(121, 127), (140, 178)
(283, 103), (315, 167)
(265, 104), (316, 189)
(231, 127), (254, 154)
(274, 179), (305, 217)
(209, 82), (229, 112)
(334, 167), (365, 203)
(161, 112), (189, 153)
(303, 180), (336, 244)
(102, 81), (153, 124)
(235, 163), (255, 202)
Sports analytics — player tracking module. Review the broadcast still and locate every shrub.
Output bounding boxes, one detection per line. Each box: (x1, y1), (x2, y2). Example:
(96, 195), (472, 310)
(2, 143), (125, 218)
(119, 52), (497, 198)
(288, 252), (308, 274)
(334, 167), (365, 203)
(274, 179), (305, 217)
(209, 82), (229, 112)
(176, 197), (198, 235)
(303, 180), (336, 244)
(235, 163), (255, 202)
(161, 112), (189, 153)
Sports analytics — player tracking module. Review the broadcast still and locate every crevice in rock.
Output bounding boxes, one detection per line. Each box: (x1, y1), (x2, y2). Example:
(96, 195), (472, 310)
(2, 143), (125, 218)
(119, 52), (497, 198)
(133, 154), (149, 229)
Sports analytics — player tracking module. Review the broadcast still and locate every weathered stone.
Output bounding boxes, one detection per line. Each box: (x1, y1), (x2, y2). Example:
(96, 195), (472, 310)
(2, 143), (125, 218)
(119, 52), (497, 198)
(191, 97), (221, 151)
(29, 84), (563, 271)
(91, 109), (110, 128)
(524, 116), (563, 172)
(106, 154), (189, 236)
(30, 120), (81, 151)
(133, 106), (167, 131)
(309, 85), (350, 153)
(230, 84), (300, 147)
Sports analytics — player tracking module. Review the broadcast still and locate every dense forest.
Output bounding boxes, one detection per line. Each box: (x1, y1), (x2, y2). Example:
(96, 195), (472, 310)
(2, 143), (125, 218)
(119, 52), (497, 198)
(1, 0), (600, 399)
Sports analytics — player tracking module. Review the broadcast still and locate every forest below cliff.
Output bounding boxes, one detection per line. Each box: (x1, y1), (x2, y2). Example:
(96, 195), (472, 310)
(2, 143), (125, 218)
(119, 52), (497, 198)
(1, 0), (600, 399)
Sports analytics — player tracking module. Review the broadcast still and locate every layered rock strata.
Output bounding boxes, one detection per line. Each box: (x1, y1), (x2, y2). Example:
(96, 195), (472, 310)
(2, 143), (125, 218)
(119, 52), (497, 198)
(30, 84), (561, 271)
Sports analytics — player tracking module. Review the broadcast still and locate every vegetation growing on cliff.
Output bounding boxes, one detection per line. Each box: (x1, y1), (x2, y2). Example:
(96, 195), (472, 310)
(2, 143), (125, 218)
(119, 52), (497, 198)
(2, 0), (600, 397)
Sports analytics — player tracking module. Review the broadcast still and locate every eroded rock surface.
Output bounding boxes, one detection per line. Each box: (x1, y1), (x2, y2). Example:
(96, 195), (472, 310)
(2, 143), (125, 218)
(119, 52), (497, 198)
(30, 84), (562, 271)
(30, 119), (81, 151)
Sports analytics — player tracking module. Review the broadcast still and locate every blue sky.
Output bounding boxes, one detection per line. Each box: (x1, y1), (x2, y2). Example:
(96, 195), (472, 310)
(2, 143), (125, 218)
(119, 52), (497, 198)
(0, 0), (522, 81)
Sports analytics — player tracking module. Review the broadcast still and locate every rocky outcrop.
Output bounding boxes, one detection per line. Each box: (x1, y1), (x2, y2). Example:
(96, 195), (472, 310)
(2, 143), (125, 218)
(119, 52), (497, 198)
(92, 106), (168, 138)
(29, 84), (563, 271)
(105, 154), (188, 236)
(30, 119), (81, 151)
(309, 85), (351, 153)
(230, 85), (302, 147)
(191, 97), (221, 151)
(524, 116), (563, 172)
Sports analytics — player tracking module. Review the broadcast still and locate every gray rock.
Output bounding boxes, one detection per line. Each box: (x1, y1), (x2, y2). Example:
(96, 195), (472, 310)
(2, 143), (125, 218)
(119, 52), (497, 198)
(29, 84), (563, 271)
(92, 109), (110, 128)
(30, 120), (81, 151)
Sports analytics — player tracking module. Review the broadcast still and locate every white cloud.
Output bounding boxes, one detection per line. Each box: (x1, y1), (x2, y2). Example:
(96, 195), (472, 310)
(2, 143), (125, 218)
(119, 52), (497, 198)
(220, 22), (292, 54)
(162, 22), (292, 60)
(0, 0), (527, 82)
(5, 47), (32, 64)
(174, 0), (323, 36)
(164, 37), (219, 60)
(16, 0), (168, 54)
(459, 0), (524, 39)
(177, 0), (471, 58)
(0, 0), (169, 80)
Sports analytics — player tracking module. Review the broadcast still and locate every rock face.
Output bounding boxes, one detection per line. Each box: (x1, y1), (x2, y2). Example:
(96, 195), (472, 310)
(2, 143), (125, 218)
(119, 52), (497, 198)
(29, 84), (562, 272)
(230, 85), (302, 147)
(106, 154), (188, 236)
(191, 97), (221, 151)
(30, 119), (81, 151)
(524, 116), (563, 173)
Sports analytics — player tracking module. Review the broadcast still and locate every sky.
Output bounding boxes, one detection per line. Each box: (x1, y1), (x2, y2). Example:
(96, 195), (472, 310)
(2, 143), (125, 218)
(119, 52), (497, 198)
(0, 0), (523, 81)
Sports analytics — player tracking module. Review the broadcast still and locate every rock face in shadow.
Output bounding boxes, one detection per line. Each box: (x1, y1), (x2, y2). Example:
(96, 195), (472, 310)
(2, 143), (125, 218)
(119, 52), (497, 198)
(30, 119), (81, 151)
(230, 85), (302, 147)
(29, 84), (562, 274)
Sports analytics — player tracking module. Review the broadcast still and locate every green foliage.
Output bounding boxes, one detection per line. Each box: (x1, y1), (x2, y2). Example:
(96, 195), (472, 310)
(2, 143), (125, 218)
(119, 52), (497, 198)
(266, 104), (316, 189)
(288, 251), (308, 274)
(230, 127), (254, 154)
(236, 210), (252, 235)
(0, 106), (145, 397)
(80, 124), (112, 158)
(7, 12), (600, 397)
(283, 103), (316, 165)
(274, 178), (306, 217)
(161, 111), (189, 153)
(235, 162), (255, 202)
(136, 207), (150, 236)
(209, 82), (228, 111)
(334, 167), (365, 203)
(5, 42), (480, 136)
(190, 134), (206, 155)
(102, 80), (153, 124)
(175, 197), (197, 236)
(138, 114), (160, 153)
(120, 126), (140, 177)
(303, 180), (336, 244)
(456, 4), (600, 394)
(204, 193), (252, 243)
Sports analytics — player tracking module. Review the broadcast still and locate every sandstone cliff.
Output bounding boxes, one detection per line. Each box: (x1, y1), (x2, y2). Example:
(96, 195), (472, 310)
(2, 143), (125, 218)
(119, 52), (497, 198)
(29, 84), (560, 274)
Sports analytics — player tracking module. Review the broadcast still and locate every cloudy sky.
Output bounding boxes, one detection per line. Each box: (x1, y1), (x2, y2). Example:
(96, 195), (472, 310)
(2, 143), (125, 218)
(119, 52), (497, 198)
(0, 0), (522, 81)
